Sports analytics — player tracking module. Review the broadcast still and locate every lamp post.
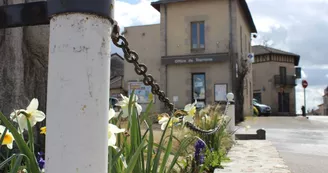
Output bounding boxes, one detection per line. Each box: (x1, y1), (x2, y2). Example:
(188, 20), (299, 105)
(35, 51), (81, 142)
(45, 0), (114, 172)
(226, 92), (235, 140)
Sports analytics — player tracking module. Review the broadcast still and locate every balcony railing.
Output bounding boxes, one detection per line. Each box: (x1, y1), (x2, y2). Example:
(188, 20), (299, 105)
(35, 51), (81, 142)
(274, 75), (297, 86)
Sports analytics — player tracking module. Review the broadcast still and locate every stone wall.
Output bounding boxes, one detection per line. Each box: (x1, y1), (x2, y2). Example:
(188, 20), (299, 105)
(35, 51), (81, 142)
(0, 0), (49, 151)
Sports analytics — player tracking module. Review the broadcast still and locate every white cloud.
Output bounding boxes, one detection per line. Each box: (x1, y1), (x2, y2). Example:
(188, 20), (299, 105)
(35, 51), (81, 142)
(115, 0), (160, 27)
(295, 84), (324, 113)
(301, 70), (307, 79)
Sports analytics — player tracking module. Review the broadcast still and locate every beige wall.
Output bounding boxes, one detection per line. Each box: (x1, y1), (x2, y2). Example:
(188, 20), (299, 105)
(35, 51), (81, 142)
(253, 54), (297, 115)
(165, 0), (230, 56)
(123, 0), (255, 115)
(237, 1), (253, 116)
(167, 62), (230, 109)
(124, 24), (162, 111)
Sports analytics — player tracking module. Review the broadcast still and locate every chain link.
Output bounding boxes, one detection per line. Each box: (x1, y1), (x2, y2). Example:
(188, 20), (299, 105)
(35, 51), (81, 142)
(111, 22), (174, 113)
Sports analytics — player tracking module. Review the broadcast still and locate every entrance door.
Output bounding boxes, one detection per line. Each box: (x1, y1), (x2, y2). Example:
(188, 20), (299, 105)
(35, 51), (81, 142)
(278, 92), (290, 112)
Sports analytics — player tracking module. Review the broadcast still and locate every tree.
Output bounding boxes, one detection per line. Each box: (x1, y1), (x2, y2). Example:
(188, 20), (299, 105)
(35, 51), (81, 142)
(235, 58), (250, 123)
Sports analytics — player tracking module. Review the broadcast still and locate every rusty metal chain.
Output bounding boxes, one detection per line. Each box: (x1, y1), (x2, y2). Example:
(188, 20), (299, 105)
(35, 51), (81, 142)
(111, 21), (174, 113)
(111, 21), (220, 135)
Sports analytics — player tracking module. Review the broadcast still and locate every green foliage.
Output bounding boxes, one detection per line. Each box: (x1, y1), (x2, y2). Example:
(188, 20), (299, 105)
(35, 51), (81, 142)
(0, 112), (40, 173)
(108, 91), (196, 173)
(200, 148), (231, 172)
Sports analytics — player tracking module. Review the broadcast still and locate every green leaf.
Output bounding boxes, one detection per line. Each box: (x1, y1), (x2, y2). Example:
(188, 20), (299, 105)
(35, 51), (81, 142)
(159, 126), (173, 173)
(140, 101), (153, 123)
(10, 155), (24, 173)
(0, 154), (16, 169)
(166, 136), (195, 172)
(145, 119), (153, 173)
(26, 119), (34, 154)
(151, 117), (170, 173)
(124, 139), (146, 173)
(0, 112), (40, 173)
(108, 146), (112, 173)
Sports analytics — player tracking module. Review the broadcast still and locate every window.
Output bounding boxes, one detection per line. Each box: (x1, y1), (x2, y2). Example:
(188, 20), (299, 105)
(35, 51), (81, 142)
(192, 73), (206, 104)
(191, 22), (205, 49)
(280, 66), (287, 84)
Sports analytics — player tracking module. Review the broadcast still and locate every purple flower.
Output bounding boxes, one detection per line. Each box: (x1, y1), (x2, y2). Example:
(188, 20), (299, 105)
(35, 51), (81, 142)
(194, 140), (205, 150)
(194, 140), (206, 165)
(38, 157), (45, 169)
(37, 152), (45, 169)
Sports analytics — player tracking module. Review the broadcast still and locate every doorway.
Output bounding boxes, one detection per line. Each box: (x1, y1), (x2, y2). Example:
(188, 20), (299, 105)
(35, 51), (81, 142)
(278, 92), (290, 112)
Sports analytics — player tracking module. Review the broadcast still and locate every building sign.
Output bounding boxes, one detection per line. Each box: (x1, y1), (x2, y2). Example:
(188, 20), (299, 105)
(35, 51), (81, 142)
(161, 53), (229, 65)
(128, 82), (155, 104)
(214, 84), (227, 101)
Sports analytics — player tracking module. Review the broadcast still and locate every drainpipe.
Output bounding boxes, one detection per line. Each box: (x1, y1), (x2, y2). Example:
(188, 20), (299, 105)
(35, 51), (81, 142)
(228, 0), (234, 94)
(164, 4), (168, 100)
(46, 0), (113, 172)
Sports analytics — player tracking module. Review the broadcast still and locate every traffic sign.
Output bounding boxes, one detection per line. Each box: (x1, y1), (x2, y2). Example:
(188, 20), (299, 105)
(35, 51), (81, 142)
(302, 80), (308, 89)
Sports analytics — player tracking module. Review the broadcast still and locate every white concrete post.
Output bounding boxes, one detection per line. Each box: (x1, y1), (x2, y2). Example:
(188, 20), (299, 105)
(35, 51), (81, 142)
(45, 14), (112, 173)
(226, 92), (235, 140)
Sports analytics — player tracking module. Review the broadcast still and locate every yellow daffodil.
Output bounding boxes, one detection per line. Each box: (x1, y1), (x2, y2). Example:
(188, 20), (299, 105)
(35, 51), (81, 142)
(116, 94), (142, 117)
(10, 98), (45, 133)
(108, 108), (125, 147)
(158, 113), (180, 130)
(0, 125), (14, 149)
(184, 100), (197, 116)
(183, 100), (197, 124)
(40, 126), (46, 135)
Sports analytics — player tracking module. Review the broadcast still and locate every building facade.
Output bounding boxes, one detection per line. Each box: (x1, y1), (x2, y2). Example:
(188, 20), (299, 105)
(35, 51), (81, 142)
(110, 53), (126, 98)
(252, 45), (301, 116)
(123, 0), (257, 116)
(324, 86), (328, 115)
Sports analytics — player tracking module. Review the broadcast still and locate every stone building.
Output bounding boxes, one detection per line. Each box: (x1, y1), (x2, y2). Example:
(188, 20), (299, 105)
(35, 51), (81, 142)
(252, 45), (301, 116)
(122, 0), (257, 117)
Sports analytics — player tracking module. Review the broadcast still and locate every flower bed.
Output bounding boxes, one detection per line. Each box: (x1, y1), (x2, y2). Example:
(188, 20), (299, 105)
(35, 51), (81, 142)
(0, 92), (234, 173)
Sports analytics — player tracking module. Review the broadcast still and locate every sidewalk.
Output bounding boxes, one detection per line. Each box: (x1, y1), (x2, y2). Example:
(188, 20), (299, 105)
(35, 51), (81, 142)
(218, 140), (291, 173)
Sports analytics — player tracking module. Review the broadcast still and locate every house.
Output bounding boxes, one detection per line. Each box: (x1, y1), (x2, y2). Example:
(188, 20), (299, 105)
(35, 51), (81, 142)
(317, 104), (324, 115)
(252, 45), (301, 116)
(110, 53), (126, 98)
(123, 0), (257, 119)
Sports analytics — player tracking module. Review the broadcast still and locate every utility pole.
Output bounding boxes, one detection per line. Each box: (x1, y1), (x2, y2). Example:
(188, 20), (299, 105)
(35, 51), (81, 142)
(45, 1), (114, 172)
(0, 1), (114, 172)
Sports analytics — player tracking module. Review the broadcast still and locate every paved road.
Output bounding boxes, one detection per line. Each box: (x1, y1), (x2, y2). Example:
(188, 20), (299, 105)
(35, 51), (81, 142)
(239, 116), (328, 173)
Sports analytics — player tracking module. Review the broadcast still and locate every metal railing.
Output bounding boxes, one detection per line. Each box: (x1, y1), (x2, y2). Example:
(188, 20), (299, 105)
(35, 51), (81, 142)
(274, 75), (296, 86)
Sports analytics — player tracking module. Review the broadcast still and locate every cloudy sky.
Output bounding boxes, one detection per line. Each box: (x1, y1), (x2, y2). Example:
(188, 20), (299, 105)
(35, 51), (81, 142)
(112, 0), (328, 113)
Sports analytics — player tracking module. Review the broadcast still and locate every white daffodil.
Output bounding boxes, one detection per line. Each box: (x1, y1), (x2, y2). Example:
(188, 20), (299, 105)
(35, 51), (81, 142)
(10, 98), (45, 133)
(116, 94), (142, 118)
(108, 108), (125, 147)
(158, 113), (180, 130)
(183, 100), (197, 124)
(201, 114), (211, 123)
(0, 125), (14, 149)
